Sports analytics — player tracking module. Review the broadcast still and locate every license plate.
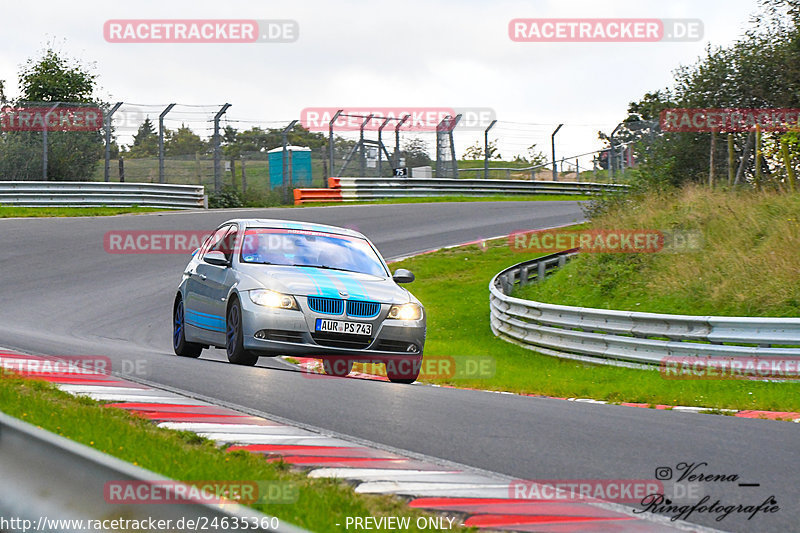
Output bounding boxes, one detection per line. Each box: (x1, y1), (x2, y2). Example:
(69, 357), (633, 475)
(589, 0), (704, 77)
(315, 319), (372, 336)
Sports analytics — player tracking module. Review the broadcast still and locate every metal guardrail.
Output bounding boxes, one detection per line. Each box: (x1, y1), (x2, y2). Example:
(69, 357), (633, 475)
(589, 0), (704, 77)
(0, 182), (206, 209)
(489, 251), (800, 367)
(0, 412), (306, 533)
(328, 177), (626, 200)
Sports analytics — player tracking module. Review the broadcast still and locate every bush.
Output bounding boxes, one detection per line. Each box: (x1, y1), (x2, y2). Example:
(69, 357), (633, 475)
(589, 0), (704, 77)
(207, 185), (243, 208)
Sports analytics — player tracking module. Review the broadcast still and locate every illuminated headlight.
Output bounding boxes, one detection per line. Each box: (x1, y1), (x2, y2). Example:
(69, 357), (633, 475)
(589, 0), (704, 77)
(249, 289), (298, 310)
(387, 303), (423, 320)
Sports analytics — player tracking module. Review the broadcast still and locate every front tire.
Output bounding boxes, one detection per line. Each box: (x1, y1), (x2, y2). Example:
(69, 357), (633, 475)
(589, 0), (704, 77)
(322, 358), (353, 377)
(226, 298), (259, 366)
(386, 356), (422, 384)
(173, 298), (203, 358)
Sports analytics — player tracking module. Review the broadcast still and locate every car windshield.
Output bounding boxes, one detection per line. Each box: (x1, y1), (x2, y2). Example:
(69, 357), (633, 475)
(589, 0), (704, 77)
(240, 228), (387, 277)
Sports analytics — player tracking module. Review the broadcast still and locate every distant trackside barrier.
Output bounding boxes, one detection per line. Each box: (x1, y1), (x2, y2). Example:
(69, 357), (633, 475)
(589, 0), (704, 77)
(293, 177), (627, 204)
(0, 181), (206, 209)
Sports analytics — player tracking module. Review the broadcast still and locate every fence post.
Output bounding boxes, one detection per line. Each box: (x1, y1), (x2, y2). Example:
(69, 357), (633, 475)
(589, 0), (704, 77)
(118, 157), (125, 182)
(328, 110), (342, 178)
(709, 128), (716, 187)
(755, 124), (762, 188)
(281, 119), (298, 204)
(377, 117), (391, 178)
(241, 157), (247, 193)
(484, 119), (497, 179)
(212, 103), (232, 193)
(727, 133), (735, 186)
(42, 102), (61, 181)
(104, 102), (123, 182)
(158, 103), (176, 184)
(780, 137), (797, 193)
(551, 124), (563, 181)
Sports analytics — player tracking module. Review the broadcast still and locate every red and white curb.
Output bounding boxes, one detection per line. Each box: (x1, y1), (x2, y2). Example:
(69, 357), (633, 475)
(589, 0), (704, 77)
(287, 357), (800, 423)
(1, 350), (724, 532)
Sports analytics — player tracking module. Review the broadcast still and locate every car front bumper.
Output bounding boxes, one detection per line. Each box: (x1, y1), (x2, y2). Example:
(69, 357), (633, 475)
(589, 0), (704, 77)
(239, 293), (426, 361)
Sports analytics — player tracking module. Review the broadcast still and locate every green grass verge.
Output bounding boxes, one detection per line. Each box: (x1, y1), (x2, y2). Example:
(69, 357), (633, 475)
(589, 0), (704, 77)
(386, 237), (800, 413)
(515, 186), (800, 317)
(0, 206), (169, 218)
(0, 374), (470, 532)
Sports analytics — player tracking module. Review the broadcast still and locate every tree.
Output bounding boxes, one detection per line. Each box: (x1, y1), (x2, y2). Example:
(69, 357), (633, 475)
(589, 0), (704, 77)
(462, 140), (501, 160)
(0, 47), (103, 180)
(399, 138), (432, 168)
(127, 118), (158, 158)
(165, 124), (207, 156)
(18, 48), (97, 103)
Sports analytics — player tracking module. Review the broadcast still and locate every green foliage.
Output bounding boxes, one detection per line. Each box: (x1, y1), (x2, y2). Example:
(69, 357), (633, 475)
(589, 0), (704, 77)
(165, 124), (207, 156)
(208, 185), (243, 208)
(127, 117), (158, 158)
(18, 48), (96, 103)
(0, 47), (102, 180)
(617, 1), (800, 189)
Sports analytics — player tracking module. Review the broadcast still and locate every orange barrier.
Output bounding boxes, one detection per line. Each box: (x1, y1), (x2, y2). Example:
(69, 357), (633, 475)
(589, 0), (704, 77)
(293, 188), (343, 205)
(327, 177), (341, 188)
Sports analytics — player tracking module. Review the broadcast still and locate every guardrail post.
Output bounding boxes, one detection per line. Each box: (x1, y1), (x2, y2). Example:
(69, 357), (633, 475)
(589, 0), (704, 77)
(519, 266), (529, 287)
(158, 104), (176, 184)
(213, 103), (232, 193)
(537, 261), (546, 282)
(104, 102), (123, 182)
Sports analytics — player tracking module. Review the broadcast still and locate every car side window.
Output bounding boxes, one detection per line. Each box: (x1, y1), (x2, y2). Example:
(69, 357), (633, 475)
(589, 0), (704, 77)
(215, 226), (238, 263)
(202, 226), (231, 259)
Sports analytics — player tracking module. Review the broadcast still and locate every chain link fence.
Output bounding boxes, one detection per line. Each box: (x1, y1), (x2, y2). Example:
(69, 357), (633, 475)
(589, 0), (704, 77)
(0, 101), (668, 205)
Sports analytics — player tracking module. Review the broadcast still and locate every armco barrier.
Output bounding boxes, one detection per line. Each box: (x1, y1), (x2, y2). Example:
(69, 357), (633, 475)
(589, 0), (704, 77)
(293, 188), (343, 204)
(0, 182), (205, 209)
(489, 250), (800, 368)
(0, 412), (302, 533)
(292, 177), (626, 204)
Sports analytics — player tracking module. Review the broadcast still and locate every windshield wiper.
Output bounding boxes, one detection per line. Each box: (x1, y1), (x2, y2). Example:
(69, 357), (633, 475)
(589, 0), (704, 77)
(292, 264), (356, 273)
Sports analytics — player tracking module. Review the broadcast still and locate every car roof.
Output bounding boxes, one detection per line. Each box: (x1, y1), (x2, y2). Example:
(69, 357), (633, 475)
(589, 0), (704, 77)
(221, 218), (366, 239)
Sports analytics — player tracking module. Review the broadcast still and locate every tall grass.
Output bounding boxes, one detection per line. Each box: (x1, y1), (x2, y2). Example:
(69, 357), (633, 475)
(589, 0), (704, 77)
(517, 185), (800, 317)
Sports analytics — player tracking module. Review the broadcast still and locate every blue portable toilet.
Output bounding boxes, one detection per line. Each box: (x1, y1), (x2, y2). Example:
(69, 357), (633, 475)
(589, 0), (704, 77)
(268, 146), (313, 190)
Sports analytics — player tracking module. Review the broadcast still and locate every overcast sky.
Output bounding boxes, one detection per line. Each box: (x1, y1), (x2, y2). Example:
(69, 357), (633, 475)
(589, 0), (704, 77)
(0, 0), (761, 164)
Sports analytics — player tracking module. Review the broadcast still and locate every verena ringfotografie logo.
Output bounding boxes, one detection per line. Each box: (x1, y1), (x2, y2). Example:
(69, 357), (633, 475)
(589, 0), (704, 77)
(300, 107), (496, 132)
(0, 106), (103, 132)
(661, 357), (800, 380)
(509, 18), (703, 42)
(661, 108), (800, 132)
(510, 229), (702, 254)
(104, 20), (298, 43)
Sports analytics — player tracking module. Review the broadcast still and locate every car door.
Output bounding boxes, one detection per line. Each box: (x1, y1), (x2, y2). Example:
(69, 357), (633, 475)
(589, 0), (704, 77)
(193, 224), (239, 346)
(184, 225), (230, 345)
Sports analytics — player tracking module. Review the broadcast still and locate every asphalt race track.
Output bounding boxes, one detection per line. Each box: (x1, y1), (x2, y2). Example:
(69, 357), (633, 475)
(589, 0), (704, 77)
(0, 201), (797, 532)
